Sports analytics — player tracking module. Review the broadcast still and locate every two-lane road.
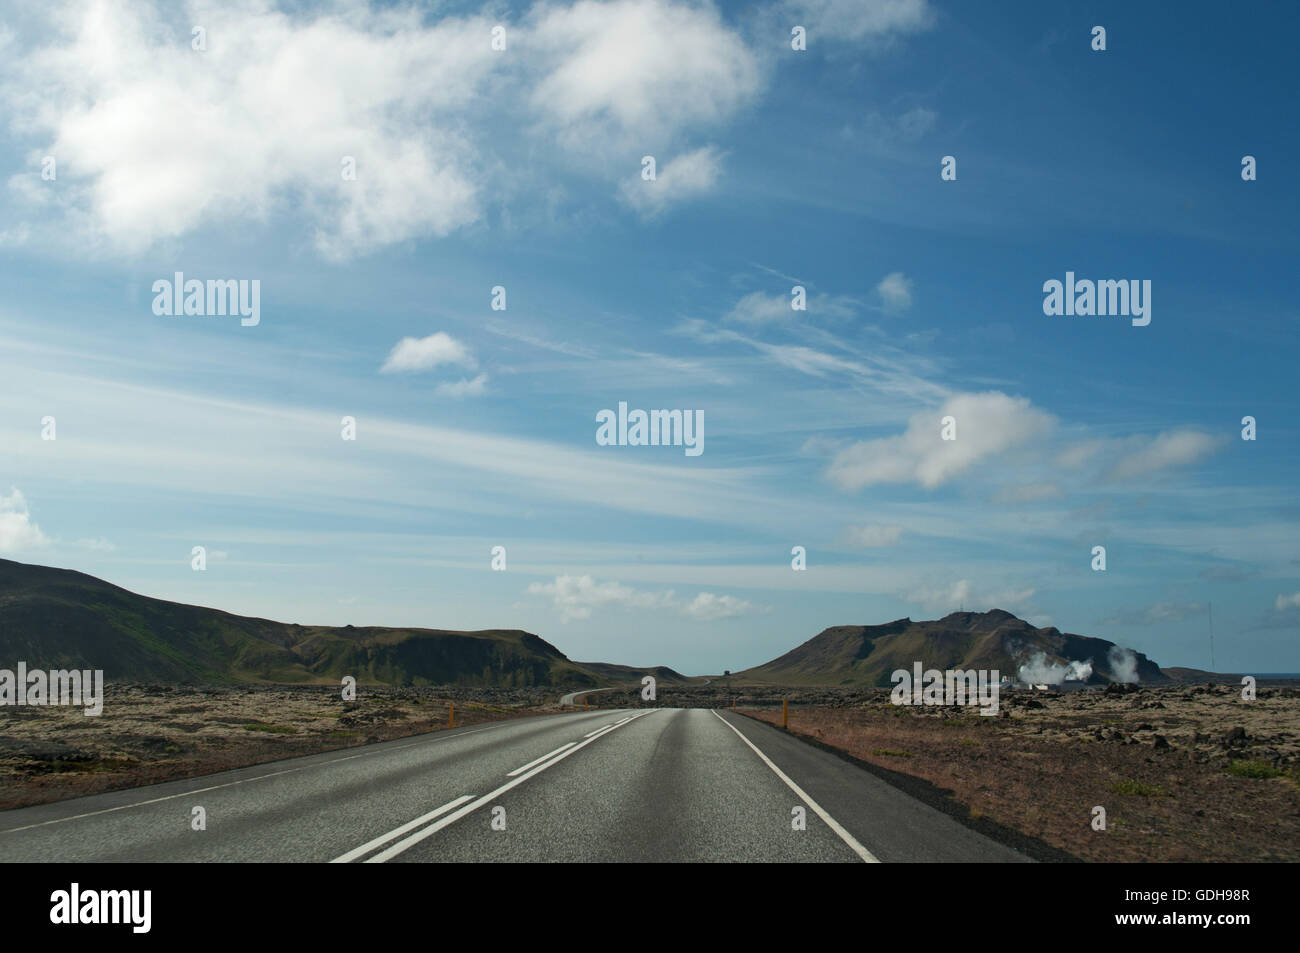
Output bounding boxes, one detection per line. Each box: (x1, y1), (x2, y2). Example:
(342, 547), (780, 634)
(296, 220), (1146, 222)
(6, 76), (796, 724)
(0, 708), (1029, 863)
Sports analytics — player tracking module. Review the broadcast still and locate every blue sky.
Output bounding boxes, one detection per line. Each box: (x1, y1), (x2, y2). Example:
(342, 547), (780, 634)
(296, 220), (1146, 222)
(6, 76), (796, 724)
(0, 0), (1297, 675)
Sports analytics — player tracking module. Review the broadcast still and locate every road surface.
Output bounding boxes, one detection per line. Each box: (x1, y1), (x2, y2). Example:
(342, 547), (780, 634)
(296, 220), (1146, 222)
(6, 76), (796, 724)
(0, 708), (1029, 863)
(558, 687), (620, 706)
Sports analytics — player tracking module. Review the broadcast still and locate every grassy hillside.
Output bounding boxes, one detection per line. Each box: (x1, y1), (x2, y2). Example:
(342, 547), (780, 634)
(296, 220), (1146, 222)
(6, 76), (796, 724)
(577, 662), (691, 684)
(741, 609), (1167, 686)
(0, 559), (627, 687)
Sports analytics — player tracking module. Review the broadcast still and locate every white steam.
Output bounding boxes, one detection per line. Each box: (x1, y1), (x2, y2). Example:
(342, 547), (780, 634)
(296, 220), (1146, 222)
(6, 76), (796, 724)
(1107, 645), (1140, 684)
(1016, 652), (1093, 685)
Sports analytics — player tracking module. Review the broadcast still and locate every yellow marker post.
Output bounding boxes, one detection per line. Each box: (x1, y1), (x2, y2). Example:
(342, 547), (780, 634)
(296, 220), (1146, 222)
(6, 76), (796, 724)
(782, 698), (788, 728)
(449, 703), (454, 729)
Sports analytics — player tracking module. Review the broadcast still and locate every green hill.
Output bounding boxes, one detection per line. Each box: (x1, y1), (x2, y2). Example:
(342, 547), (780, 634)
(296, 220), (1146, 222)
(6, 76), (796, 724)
(577, 662), (690, 684)
(741, 609), (1167, 686)
(0, 558), (638, 687)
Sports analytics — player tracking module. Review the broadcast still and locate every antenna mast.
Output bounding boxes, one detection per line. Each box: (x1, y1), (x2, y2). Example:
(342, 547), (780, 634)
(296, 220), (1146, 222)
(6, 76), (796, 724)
(1208, 601), (1215, 672)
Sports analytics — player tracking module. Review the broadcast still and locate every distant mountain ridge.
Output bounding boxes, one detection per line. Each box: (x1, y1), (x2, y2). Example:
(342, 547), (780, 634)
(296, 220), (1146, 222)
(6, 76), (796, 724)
(741, 609), (1167, 686)
(0, 559), (673, 688)
(1, 560), (1172, 689)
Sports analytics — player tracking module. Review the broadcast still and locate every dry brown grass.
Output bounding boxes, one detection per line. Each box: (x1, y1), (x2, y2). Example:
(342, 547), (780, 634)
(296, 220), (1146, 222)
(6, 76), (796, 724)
(744, 684), (1300, 862)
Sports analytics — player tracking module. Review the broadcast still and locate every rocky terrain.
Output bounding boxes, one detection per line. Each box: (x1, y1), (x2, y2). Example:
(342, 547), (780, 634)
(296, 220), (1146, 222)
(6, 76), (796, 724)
(0, 682), (565, 810)
(741, 681), (1300, 862)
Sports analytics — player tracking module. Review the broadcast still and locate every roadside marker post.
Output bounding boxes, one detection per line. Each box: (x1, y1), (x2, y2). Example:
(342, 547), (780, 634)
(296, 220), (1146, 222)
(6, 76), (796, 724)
(783, 699), (788, 728)
(449, 703), (454, 729)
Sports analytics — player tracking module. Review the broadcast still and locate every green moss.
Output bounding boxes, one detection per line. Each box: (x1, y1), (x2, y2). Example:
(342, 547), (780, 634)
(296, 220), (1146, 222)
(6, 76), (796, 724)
(1224, 760), (1285, 780)
(1107, 779), (1169, 797)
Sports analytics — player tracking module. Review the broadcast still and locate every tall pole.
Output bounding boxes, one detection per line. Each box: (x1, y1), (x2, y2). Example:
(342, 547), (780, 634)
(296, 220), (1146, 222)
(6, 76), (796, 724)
(1209, 601), (1215, 672)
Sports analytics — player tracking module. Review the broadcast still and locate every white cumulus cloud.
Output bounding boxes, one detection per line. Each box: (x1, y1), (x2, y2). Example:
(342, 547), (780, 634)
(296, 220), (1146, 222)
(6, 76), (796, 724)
(875, 271), (913, 312)
(527, 574), (676, 623)
(3, 0), (767, 257)
(528, 0), (761, 151)
(684, 592), (756, 620)
(381, 332), (476, 374)
(527, 575), (760, 623)
(0, 488), (50, 553)
(1275, 592), (1300, 612)
(827, 391), (1056, 490)
(3, 0), (498, 259)
(620, 146), (724, 217)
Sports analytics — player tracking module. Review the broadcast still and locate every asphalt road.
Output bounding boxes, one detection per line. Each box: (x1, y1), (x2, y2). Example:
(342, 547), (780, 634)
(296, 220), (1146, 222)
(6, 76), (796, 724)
(558, 687), (620, 705)
(0, 708), (1030, 863)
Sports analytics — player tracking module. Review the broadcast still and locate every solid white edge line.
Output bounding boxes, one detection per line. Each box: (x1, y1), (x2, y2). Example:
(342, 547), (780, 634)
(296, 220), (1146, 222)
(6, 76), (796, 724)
(507, 742), (576, 776)
(711, 710), (880, 864)
(330, 795), (475, 863)
(364, 709), (657, 863)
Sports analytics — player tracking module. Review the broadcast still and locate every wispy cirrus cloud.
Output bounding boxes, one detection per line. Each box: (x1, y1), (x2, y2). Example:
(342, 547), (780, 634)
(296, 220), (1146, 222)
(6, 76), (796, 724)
(1100, 601), (1207, 626)
(781, 0), (935, 45)
(841, 523), (903, 547)
(904, 578), (1035, 616)
(991, 482), (1062, 504)
(434, 373), (489, 399)
(1106, 429), (1224, 481)
(724, 289), (857, 324)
